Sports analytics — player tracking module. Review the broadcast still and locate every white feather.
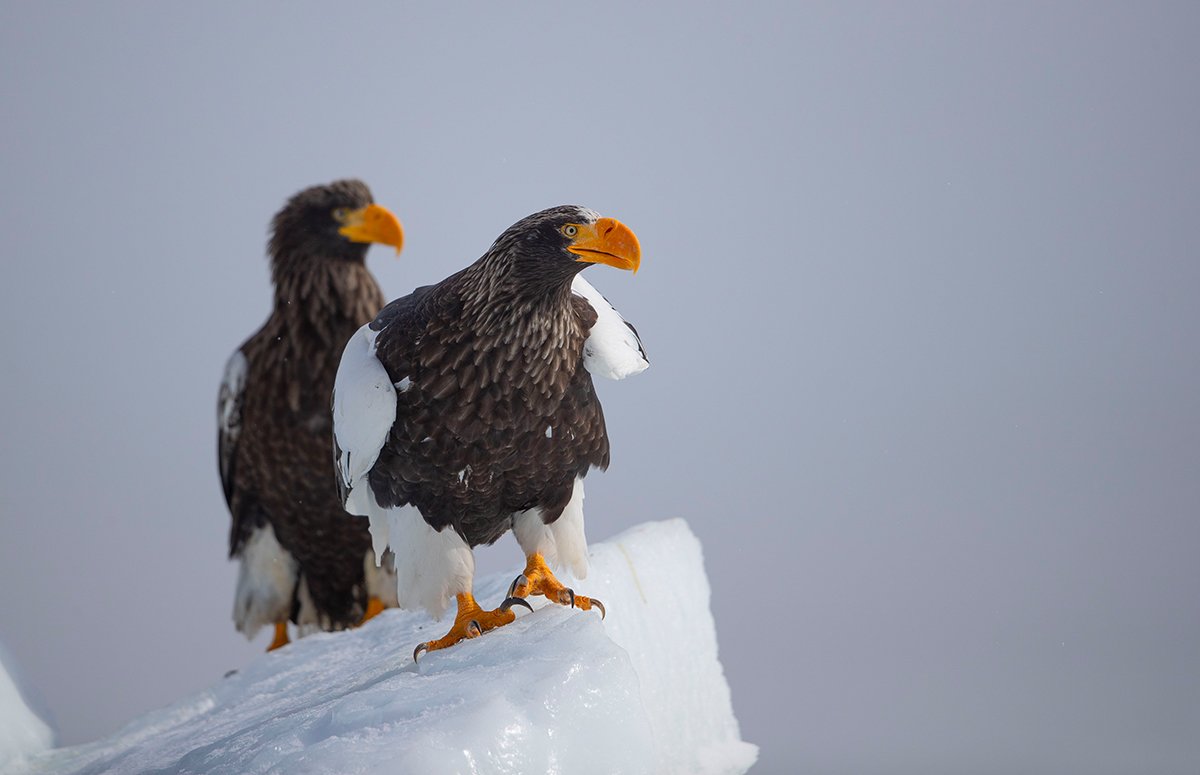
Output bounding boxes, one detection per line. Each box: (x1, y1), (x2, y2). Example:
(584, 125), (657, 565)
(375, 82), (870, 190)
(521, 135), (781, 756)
(364, 549), (399, 608)
(218, 350), (247, 438)
(365, 507), (390, 564)
(513, 477), (589, 580)
(333, 324), (397, 516)
(232, 523), (297, 640)
(571, 275), (649, 381)
(293, 577), (330, 637)
(383, 504), (474, 619)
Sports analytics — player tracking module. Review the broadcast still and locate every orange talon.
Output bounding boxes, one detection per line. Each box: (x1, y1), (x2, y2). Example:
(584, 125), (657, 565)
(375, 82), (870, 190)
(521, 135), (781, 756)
(412, 592), (520, 661)
(509, 553), (605, 618)
(267, 621), (289, 651)
(359, 595), (386, 625)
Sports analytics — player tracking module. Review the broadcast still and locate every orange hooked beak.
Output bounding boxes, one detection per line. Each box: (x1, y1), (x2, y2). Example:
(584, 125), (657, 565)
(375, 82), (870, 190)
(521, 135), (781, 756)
(337, 203), (404, 255)
(566, 217), (641, 273)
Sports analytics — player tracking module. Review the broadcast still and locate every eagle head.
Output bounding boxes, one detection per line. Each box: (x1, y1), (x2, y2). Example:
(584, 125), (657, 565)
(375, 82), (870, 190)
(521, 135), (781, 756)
(493, 205), (641, 288)
(268, 179), (404, 268)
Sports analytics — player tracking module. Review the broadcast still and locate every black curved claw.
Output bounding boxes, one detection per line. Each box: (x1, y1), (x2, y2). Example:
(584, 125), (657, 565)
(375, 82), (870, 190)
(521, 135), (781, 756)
(413, 642), (428, 663)
(507, 574), (529, 599)
(563, 588), (576, 608)
(500, 596), (533, 614)
(467, 619), (483, 638)
(592, 599), (606, 620)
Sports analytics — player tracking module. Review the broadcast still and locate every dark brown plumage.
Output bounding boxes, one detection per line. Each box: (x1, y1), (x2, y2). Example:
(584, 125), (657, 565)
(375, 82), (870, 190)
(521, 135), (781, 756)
(333, 204), (644, 655)
(219, 179), (403, 649)
(366, 276), (609, 545)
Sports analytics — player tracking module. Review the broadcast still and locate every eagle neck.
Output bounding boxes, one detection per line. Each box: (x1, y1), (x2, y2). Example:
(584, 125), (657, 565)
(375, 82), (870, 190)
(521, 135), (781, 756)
(456, 254), (577, 337)
(269, 259), (384, 341)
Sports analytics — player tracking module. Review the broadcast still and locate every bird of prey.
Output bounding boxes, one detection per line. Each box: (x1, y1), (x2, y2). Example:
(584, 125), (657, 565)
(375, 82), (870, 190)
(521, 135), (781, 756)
(219, 179), (405, 650)
(332, 205), (646, 657)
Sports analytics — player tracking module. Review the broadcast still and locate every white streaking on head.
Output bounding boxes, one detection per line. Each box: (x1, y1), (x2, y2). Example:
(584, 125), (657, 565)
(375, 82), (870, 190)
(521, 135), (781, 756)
(232, 523), (298, 640)
(571, 275), (649, 381)
(513, 477), (589, 580)
(333, 323), (397, 517)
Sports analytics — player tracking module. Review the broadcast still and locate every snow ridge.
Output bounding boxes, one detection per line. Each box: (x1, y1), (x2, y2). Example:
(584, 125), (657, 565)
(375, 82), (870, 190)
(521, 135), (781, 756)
(0, 646), (53, 771)
(15, 520), (755, 775)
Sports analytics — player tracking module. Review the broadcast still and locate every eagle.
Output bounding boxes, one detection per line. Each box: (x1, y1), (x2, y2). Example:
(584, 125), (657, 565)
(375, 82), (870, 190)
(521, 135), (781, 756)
(218, 179), (405, 650)
(332, 205), (646, 657)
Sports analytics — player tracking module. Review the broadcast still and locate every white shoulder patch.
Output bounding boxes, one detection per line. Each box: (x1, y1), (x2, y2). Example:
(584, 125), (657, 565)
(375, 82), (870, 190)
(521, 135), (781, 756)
(333, 323), (397, 516)
(218, 350), (248, 439)
(572, 275), (649, 381)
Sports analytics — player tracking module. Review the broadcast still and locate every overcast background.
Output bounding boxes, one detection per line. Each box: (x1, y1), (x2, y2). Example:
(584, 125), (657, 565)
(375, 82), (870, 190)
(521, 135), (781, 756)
(2, 3), (1198, 773)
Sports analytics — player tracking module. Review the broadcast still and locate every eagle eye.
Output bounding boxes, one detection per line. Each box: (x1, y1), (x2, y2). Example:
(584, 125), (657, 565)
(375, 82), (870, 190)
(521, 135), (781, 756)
(332, 207), (350, 222)
(560, 224), (579, 238)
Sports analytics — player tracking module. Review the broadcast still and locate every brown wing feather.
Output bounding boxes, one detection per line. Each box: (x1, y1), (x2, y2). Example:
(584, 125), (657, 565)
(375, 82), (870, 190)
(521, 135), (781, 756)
(365, 279), (610, 548)
(224, 260), (386, 628)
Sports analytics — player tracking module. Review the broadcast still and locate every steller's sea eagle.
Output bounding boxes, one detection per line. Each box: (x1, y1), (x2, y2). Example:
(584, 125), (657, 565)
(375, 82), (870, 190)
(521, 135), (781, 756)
(218, 179), (405, 650)
(332, 205), (646, 657)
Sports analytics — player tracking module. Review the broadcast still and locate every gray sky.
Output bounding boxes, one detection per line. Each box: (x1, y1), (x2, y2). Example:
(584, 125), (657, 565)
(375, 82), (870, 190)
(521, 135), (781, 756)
(2, 3), (1198, 773)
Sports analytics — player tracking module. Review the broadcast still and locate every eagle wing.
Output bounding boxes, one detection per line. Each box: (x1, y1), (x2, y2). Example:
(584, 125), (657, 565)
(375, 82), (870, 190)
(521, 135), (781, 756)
(218, 348), (251, 554)
(571, 275), (648, 380)
(332, 323), (397, 520)
(217, 349), (248, 507)
(333, 286), (439, 564)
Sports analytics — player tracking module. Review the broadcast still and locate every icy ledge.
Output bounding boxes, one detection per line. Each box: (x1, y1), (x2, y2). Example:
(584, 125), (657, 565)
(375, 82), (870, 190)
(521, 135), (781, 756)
(17, 520), (756, 775)
(0, 646), (53, 771)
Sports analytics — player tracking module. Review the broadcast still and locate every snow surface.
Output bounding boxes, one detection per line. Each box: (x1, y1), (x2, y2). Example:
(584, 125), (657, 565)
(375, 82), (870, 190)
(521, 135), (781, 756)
(0, 646), (53, 771)
(13, 520), (755, 775)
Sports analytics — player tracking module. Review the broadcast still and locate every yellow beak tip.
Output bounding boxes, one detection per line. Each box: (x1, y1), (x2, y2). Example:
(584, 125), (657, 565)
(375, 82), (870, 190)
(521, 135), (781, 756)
(339, 204), (404, 253)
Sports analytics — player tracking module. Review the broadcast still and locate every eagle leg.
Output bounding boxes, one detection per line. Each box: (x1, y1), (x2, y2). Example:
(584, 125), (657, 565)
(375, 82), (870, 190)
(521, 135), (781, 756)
(358, 595), (387, 626)
(412, 592), (525, 661)
(267, 621), (290, 652)
(508, 553), (606, 619)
